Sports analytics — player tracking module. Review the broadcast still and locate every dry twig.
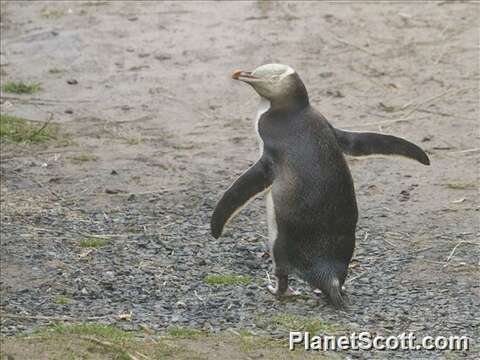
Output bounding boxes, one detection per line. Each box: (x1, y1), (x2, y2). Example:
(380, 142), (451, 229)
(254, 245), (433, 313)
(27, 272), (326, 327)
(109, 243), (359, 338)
(445, 240), (479, 265)
(448, 148), (480, 155)
(28, 112), (54, 141)
(77, 336), (146, 360)
(347, 87), (471, 128)
(332, 36), (375, 56)
(346, 271), (368, 284)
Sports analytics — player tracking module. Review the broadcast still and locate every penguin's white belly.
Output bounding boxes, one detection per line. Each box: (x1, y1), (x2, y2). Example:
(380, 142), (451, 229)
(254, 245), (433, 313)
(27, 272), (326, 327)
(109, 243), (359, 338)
(266, 190), (278, 250)
(254, 98), (277, 251)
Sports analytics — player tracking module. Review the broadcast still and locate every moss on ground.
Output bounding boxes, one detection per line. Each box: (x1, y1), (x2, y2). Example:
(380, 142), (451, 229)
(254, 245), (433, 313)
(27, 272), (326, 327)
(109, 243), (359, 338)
(445, 181), (477, 190)
(41, 8), (65, 18)
(0, 324), (333, 359)
(69, 153), (98, 163)
(51, 323), (130, 340)
(270, 314), (342, 334)
(48, 68), (64, 74)
(54, 296), (71, 305)
(79, 237), (108, 248)
(2, 81), (40, 94)
(167, 326), (205, 338)
(204, 274), (252, 286)
(0, 114), (59, 143)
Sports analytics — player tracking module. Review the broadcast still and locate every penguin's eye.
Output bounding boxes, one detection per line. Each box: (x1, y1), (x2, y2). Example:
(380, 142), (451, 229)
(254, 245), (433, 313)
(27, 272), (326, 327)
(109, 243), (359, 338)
(271, 74), (281, 81)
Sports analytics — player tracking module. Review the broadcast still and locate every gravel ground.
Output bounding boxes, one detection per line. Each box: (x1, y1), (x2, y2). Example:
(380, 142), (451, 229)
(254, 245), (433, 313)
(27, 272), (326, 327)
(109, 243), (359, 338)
(1, 1), (479, 359)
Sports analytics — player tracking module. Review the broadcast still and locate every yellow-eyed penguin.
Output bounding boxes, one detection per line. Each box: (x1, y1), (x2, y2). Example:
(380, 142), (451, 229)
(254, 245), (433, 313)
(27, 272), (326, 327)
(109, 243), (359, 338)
(211, 64), (429, 307)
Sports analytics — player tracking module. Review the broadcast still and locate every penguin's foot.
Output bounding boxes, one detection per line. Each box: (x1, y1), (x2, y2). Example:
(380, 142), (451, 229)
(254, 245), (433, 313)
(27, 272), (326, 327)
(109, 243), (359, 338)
(268, 285), (301, 298)
(286, 287), (301, 296)
(311, 288), (322, 300)
(311, 288), (348, 305)
(310, 285), (345, 295)
(267, 284), (281, 296)
(268, 285), (301, 296)
(267, 274), (301, 297)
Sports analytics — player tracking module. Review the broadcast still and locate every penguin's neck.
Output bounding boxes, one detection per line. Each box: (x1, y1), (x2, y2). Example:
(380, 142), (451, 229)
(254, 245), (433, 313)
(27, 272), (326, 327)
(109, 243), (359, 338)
(256, 97), (271, 118)
(269, 86), (309, 113)
(255, 97), (271, 154)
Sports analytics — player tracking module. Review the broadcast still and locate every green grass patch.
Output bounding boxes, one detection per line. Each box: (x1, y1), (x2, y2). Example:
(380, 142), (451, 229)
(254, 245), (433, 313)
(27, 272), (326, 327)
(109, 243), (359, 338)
(69, 153), (98, 163)
(54, 295), (70, 305)
(446, 181), (477, 190)
(125, 135), (142, 145)
(238, 329), (254, 337)
(51, 323), (131, 341)
(79, 237), (108, 248)
(167, 326), (205, 338)
(173, 144), (195, 150)
(81, 1), (109, 6)
(2, 324), (326, 360)
(237, 332), (279, 353)
(48, 67), (64, 74)
(271, 314), (342, 334)
(2, 81), (40, 94)
(41, 8), (65, 18)
(204, 274), (252, 286)
(0, 114), (59, 143)
(235, 330), (321, 357)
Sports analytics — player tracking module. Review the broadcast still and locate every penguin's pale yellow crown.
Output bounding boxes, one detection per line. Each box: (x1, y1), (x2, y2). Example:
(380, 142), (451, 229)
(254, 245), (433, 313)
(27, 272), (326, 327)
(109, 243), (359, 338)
(232, 63), (295, 82)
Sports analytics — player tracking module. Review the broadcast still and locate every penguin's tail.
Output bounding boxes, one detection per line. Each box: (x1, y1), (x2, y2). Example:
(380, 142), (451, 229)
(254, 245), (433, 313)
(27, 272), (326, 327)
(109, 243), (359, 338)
(323, 276), (348, 309)
(306, 260), (350, 309)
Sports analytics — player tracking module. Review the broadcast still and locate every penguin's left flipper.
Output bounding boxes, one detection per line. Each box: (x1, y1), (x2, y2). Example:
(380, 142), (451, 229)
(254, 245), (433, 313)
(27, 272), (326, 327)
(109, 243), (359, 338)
(333, 128), (430, 165)
(211, 156), (273, 239)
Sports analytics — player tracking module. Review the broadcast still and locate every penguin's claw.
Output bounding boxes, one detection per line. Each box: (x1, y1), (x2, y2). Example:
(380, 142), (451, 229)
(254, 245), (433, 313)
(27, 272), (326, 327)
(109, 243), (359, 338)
(267, 285), (301, 297)
(311, 289), (323, 300)
(267, 284), (278, 295)
(286, 287), (301, 296)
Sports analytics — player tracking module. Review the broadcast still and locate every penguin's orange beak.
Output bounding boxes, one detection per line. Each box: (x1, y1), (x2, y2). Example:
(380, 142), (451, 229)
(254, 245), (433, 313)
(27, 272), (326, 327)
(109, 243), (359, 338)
(232, 70), (258, 81)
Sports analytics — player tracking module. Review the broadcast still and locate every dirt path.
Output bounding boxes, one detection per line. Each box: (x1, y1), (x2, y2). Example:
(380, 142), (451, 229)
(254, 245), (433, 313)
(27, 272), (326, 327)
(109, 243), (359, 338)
(1, 1), (479, 359)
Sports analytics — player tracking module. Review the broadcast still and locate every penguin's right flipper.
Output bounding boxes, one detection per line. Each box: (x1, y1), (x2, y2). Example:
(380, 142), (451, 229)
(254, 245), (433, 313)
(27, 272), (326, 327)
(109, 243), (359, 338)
(334, 128), (430, 165)
(211, 156), (273, 239)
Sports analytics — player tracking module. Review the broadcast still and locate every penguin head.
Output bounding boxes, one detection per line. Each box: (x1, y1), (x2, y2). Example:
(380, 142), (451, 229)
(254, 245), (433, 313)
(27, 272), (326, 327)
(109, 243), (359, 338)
(232, 64), (308, 107)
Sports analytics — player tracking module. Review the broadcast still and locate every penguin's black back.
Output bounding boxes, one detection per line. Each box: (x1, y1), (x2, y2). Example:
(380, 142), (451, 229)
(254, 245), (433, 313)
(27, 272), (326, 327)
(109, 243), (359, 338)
(258, 105), (358, 274)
